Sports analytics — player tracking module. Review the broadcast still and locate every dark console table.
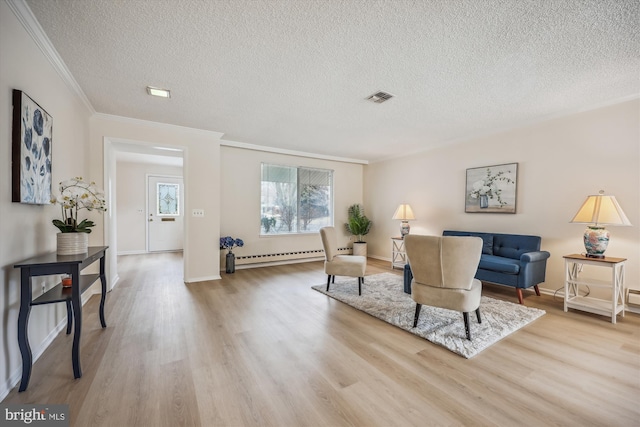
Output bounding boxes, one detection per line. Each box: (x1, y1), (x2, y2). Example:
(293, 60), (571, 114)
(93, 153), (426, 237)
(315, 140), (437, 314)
(13, 246), (108, 391)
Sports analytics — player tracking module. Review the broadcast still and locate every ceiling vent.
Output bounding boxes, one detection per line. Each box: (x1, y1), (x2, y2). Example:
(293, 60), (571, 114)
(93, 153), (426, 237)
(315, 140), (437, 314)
(367, 91), (394, 103)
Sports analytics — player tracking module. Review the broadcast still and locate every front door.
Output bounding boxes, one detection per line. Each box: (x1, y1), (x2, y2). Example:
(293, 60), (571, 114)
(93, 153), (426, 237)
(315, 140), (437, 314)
(147, 175), (184, 252)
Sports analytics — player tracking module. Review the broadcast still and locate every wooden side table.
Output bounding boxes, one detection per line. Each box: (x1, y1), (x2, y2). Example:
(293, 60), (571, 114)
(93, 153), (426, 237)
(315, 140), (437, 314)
(391, 237), (406, 270)
(13, 246), (108, 391)
(563, 254), (626, 324)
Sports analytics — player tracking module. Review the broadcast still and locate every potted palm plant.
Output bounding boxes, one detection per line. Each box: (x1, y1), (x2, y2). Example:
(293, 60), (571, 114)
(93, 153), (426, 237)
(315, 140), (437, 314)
(345, 204), (372, 257)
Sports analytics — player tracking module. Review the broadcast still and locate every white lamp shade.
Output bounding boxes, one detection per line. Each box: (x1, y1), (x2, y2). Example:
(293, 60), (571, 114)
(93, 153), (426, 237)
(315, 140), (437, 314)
(392, 204), (415, 220)
(570, 193), (631, 226)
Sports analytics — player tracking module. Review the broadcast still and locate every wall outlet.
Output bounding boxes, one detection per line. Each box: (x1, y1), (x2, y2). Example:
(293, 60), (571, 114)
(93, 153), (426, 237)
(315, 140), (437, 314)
(192, 209), (205, 217)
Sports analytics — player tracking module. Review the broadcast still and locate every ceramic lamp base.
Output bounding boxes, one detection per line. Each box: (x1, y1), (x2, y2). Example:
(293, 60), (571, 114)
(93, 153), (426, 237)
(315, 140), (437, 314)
(583, 226), (609, 258)
(400, 221), (410, 236)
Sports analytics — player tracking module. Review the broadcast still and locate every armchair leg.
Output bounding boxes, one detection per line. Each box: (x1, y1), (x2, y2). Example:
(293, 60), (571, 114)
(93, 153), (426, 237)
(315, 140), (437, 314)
(332, 275), (335, 284)
(358, 277), (362, 295)
(534, 284), (541, 296)
(516, 288), (524, 305)
(413, 304), (422, 327)
(475, 307), (482, 324)
(463, 312), (472, 340)
(326, 275), (332, 292)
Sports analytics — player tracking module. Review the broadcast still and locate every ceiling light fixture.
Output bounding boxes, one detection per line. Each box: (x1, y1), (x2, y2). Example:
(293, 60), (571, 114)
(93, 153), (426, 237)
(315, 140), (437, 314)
(146, 86), (171, 98)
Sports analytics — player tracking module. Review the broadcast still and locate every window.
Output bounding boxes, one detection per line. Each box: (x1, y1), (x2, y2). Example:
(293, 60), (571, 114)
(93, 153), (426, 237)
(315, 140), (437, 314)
(261, 163), (333, 235)
(157, 183), (179, 216)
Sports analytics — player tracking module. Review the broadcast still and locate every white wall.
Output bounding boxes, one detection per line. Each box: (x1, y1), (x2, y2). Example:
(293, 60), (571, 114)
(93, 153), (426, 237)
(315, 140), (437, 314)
(0, 1), (93, 397)
(219, 146), (364, 264)
(90, 115), (222, 282)
(116, 161), (183, 254)
(365, 99), (640, 297)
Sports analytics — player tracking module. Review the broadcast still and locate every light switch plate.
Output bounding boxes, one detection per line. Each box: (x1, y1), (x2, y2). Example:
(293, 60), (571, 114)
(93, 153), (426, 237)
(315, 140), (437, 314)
(192, 209), (205, 217)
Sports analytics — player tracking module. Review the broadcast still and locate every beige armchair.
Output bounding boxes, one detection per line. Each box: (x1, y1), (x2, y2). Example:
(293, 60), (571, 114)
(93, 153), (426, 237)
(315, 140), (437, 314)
(319, 226), (367, 295)
(404, 235), (483, 340)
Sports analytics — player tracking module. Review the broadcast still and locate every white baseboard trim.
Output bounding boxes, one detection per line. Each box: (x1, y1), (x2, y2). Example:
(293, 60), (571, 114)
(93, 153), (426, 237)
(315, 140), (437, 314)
(368, 255), (391, 263)
(0, 317), (65, 401)
(0, 290), (96, 401)
(230, 257), (323, 271)
(185, 274), (222, 283)
(109, 274), (120, 291)
(117, 250), (183, 256)
(117, 250), (147, 256)
(625, 305), (640, 315)
(537, 286), (563, 298)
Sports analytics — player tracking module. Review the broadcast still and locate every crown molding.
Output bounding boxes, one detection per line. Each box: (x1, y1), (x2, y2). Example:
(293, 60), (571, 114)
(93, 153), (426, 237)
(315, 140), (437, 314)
(94, 113), (225, 139)
(220, 139), (369, 165)
(6, 0), (95, 114)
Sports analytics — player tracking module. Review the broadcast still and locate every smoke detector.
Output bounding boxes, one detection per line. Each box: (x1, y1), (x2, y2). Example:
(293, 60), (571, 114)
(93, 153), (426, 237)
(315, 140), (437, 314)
(367, 91), (394, 103)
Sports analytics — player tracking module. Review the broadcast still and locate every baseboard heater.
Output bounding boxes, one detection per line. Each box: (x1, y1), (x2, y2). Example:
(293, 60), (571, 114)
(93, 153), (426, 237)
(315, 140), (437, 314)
(235, 247), (352, 266)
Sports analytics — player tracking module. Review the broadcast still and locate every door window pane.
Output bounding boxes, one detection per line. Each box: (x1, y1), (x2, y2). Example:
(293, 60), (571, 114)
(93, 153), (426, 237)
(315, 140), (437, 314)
(157, 183), (179, 216)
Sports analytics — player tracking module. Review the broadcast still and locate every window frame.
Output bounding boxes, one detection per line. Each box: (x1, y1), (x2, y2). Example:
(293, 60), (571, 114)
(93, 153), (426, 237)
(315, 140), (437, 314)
(260, 163), (334, 236)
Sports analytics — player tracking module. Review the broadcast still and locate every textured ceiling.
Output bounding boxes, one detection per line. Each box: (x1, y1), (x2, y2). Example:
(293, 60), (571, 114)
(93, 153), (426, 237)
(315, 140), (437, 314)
(24, 0), (640, 162)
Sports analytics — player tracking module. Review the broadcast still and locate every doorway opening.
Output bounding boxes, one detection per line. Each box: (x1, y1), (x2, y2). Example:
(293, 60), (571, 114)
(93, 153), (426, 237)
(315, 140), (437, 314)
(104, 137), (186, 290)
(147, 174), (184, 252)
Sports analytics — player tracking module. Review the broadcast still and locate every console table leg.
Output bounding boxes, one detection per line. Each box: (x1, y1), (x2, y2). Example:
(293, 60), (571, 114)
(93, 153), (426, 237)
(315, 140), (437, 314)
(18, 269), (33, 392)
(71, 272), (82, 379)
(99, 257), (107, 328)
(66, 299), (73, 335)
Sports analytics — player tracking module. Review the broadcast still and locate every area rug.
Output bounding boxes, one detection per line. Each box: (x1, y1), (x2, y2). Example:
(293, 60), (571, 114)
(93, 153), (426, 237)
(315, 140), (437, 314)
(312, 272), (545, 358)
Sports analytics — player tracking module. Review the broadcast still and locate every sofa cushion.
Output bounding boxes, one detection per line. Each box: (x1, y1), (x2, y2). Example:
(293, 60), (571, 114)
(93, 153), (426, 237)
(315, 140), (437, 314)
(493, 234), (541, 259)
(478, 255), (520, 274)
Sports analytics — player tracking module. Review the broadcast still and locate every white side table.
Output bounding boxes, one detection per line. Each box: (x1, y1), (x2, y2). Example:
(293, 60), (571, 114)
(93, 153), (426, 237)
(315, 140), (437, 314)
(563, 254), (626, 324)
(391, 237), (406, 270)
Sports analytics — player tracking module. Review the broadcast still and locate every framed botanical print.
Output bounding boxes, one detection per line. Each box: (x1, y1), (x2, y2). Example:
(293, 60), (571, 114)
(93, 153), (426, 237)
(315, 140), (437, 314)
(465, 163), (518, 213)
(12, 90), (53, 204)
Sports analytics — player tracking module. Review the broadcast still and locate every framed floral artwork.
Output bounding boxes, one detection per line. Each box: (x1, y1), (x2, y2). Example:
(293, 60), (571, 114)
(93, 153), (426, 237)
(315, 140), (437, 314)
(465, 163), (518, 213)
(12, 89), (53, 204)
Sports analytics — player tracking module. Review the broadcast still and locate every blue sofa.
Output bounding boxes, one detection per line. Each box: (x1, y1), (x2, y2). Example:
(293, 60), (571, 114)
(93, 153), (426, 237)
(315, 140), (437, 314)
(404, 230), (550, 304)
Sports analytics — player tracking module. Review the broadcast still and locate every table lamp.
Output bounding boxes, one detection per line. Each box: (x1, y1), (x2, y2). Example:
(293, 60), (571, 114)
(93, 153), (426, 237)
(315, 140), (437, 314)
(393, 204), (415, 237)
(570, 190), (631, 258)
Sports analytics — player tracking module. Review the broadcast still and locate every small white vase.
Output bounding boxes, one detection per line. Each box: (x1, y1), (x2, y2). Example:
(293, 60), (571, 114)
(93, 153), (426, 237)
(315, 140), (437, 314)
(57, 232), (89, 255)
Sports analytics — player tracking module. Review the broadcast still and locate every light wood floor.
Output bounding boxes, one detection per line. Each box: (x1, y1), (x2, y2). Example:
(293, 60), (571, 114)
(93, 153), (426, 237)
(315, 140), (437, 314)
(3, 253), (639, 426)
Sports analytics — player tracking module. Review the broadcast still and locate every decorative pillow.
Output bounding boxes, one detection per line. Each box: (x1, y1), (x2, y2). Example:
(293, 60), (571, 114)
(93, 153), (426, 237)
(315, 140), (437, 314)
(480, 235), (494, 255)
(442, 230), (493, 255)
